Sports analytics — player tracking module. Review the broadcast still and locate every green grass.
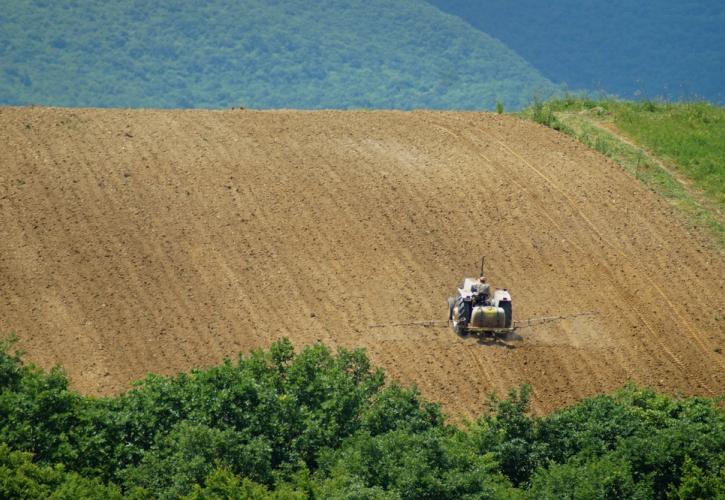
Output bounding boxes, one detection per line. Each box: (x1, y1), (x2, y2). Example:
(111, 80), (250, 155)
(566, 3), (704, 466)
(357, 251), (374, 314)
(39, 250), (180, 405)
(614, 102), (725, 206)
(520, 97), (724, 248)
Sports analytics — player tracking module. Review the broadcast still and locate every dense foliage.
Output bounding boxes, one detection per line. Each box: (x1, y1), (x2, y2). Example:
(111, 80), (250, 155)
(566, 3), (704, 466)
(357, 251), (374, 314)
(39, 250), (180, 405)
(0, 337), (722, 498)
(0, 0), (557, 110)
(430, 0), (725, 104)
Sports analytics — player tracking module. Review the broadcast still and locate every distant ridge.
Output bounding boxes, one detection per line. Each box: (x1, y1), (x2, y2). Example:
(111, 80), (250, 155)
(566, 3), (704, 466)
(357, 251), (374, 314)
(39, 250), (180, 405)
(0, 0), (557, 110)
(429, 0), (725, 104)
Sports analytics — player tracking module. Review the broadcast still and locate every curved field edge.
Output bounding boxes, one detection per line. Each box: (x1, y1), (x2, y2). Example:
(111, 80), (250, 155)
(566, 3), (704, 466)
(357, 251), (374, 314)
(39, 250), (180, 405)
(0, 337), (723, 498)
(520, 98), (724, 249)
(0, 107), (723, 419)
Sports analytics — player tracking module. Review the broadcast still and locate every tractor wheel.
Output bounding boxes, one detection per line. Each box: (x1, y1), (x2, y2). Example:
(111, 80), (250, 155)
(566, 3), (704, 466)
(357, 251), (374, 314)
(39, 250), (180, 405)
(501, 301), (513, 328)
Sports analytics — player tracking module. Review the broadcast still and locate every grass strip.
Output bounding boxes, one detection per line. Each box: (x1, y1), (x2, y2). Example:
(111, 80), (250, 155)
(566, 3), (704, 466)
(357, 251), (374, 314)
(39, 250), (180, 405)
(519, 98), (724, 248)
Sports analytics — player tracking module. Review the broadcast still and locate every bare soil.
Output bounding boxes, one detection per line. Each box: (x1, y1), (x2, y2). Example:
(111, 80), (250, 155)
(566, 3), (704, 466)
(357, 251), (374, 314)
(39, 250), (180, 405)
(1, 107), (723, 417)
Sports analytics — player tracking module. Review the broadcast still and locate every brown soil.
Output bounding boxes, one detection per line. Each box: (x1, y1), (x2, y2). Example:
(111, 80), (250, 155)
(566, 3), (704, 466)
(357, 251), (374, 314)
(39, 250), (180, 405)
(1, 107), (723, 417)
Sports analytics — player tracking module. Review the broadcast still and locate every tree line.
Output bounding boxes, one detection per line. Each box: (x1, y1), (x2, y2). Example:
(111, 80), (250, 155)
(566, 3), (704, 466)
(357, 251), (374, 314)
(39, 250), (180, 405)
(0, 337), (722, 498)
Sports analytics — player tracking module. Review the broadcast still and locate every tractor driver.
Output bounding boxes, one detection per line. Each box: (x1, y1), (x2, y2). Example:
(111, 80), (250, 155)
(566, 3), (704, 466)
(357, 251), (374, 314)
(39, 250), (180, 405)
(474, 276), (491, 305)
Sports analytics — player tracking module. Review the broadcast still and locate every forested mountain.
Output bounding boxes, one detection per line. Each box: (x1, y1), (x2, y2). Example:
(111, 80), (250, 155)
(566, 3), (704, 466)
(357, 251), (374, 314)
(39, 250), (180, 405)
(429, 0), (725, 104)
(0, 0), (557, 110)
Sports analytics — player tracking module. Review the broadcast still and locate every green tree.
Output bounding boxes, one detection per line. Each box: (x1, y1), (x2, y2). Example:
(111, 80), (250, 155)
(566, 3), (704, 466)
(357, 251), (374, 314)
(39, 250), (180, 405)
(0, 444), (122, 499)
(469, 385), (548, 486)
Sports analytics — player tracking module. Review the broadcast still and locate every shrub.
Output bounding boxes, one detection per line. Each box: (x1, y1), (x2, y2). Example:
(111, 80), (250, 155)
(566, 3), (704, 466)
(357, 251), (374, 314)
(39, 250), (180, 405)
(0, 338), (721, 497)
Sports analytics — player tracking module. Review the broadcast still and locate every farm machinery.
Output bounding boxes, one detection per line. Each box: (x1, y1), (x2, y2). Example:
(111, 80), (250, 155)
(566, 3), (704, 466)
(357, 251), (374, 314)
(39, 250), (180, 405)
(447, 259), (513, 336)
(370, 258), (594, 339)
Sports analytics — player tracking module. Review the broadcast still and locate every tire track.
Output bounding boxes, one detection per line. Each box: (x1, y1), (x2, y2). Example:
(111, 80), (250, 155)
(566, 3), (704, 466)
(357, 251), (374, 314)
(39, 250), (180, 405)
(484, 126), (721, 370)
(421, 115), (695, 390)
(2, 108), (722, 414)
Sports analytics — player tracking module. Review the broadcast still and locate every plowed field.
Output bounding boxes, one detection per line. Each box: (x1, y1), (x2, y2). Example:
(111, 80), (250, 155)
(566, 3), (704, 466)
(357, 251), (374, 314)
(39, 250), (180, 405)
(1, 107), (723, 416)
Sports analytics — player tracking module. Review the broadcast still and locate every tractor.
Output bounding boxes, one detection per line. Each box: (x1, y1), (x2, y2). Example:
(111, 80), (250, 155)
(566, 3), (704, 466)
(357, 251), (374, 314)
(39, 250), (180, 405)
(447, 261), (513, 336)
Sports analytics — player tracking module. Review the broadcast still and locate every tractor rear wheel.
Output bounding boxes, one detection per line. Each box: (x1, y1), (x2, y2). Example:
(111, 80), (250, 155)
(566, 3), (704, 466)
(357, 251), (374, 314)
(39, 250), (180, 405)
(501, 301), (512, 328)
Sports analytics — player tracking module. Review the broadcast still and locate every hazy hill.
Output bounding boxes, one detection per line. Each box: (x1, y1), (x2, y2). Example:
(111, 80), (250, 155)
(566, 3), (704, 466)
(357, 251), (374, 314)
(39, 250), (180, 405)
(0, 0), (557, 110)
(429, 0), (725, 103)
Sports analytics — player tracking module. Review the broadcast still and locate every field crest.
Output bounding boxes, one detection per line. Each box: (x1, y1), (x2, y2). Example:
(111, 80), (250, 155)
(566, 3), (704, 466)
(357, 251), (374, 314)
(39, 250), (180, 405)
(1, 107), (722, 416)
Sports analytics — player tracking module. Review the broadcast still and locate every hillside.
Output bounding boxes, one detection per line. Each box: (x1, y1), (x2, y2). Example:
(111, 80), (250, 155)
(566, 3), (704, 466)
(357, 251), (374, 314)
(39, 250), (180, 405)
(0, 0), (557, 110)
(520, 99), (725, 247)
(429, 0), (725, 103)
(1, 107), (723, 417)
